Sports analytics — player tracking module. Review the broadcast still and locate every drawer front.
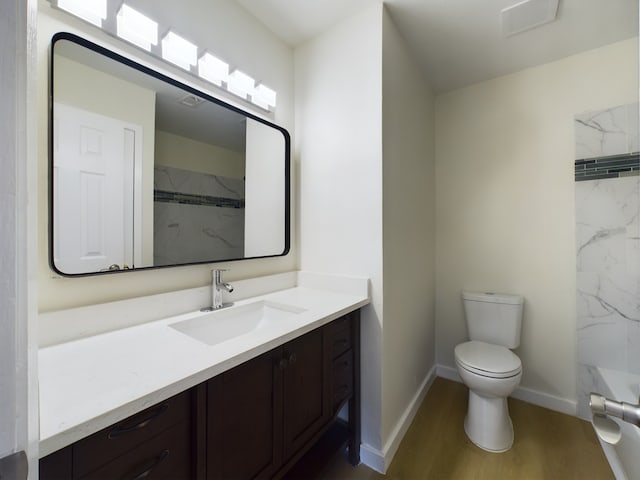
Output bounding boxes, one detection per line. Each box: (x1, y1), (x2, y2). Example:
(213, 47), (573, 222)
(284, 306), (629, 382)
(78, 420), (192, 480)
(74, 390), (191, 477)
(332, 350), (353, 410)
(327, 317), (352, 360)
(40, 446), (72, 480)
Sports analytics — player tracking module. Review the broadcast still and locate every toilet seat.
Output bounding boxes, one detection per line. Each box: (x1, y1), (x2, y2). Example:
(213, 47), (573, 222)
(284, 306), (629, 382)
(455, 341), (521, 378)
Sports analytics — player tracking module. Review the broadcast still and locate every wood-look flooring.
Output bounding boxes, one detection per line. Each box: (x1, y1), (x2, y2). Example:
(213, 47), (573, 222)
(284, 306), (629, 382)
(319, 377), (613, 480)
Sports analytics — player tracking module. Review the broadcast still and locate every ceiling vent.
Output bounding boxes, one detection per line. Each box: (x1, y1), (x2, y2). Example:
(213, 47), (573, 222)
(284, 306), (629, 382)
(501, 0), (559, 37)
(178, 94), (205, 108)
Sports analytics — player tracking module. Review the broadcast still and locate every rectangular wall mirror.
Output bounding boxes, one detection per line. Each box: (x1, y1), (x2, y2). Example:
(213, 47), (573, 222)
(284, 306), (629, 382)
(50, 32), (290, 276)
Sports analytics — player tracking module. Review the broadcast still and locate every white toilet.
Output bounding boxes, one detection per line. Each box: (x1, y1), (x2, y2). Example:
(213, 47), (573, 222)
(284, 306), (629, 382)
(454, 291), (524, 453)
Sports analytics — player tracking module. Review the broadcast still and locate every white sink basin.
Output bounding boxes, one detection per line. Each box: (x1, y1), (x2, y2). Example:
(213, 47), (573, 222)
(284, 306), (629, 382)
(169, 300), (307, 346)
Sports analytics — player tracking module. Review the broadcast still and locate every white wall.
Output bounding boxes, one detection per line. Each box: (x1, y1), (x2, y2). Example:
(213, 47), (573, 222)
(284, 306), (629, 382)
(295, 2), (385, 463)
(37, 0), (295, 312)
(0, 1), (22, 458)
(245, 119), (287, 257)
(155, 130), (244, 178)
(381, 7), (436, 461)
(435, 38), (639, 408)
(296, 5), (437, 471)
(0, 0), (39, 475)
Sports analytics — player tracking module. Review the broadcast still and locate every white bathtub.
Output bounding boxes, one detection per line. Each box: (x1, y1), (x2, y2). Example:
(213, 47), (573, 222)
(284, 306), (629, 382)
(594, 368), (640, 480)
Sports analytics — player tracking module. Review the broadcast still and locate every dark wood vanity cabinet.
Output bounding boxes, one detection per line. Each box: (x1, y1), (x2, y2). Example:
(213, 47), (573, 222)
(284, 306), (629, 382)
(281, 327), (332, 461)
(207, 325), (337, 479)
(207, 348), (283, 479)
(40, 310), (360, 480)
(40, 390), (195, 480)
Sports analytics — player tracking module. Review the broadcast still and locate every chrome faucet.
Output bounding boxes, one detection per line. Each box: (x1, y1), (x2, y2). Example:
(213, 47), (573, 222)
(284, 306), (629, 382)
(202, 269), (234, 311)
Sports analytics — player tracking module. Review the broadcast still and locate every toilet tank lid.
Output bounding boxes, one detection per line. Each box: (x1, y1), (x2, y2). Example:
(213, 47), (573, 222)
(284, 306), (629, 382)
(462, 291), (523, 305)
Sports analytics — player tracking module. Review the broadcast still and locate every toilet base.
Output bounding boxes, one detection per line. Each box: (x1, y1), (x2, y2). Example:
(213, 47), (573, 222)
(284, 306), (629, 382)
(464, 389), (514, 452)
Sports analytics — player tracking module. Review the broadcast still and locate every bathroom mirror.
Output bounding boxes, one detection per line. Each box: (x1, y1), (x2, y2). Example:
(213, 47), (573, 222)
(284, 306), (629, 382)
(50, 32), (290, 276)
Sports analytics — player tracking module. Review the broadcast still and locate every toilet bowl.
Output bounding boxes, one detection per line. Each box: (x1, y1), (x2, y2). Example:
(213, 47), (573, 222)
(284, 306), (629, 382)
(455, 291), (524, 453)
(455, 340), (522, 452)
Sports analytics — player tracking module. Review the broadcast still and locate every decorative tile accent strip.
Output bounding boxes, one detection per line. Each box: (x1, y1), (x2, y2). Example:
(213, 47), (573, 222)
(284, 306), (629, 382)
(154, 189), (245, 209)
(574, 153), (639, 182)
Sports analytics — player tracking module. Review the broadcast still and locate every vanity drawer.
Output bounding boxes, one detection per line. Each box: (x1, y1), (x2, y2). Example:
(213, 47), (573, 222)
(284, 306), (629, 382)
(332, 350), (353, 410)
(78, 420), (192, 480)
(74, 390), (191, 477)
(40, 446), (72, 480)
(326, 315), (353, 359)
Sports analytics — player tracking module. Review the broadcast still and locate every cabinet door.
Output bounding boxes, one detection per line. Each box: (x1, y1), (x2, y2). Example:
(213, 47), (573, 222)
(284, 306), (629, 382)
(281, 328), (330, 461)
(207, 349), (283, 480)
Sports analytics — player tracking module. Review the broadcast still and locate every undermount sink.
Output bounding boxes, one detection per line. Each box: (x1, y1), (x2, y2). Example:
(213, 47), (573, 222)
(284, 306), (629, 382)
(169, 300), (307, 346)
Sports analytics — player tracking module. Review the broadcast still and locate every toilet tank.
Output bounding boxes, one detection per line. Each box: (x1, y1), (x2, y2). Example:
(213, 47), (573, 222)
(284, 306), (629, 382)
(462, 291), (524, 348)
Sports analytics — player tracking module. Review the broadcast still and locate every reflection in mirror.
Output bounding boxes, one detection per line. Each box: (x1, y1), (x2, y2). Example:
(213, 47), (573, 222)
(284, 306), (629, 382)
(50, 33), (290, 276)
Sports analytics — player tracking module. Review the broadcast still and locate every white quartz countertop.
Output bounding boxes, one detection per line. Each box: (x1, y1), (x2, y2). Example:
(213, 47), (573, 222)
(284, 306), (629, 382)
(39, 278), (369, 457)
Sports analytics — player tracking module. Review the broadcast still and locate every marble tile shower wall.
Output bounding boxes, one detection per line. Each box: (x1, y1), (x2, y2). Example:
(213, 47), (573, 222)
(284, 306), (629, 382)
(574, 103), (640, 419)
(154, 166), (245, 266)
(575, 103), (639, 161)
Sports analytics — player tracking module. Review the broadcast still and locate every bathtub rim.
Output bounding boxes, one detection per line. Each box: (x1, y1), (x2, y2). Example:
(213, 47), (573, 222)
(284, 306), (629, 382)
(594, 367), (640, 480)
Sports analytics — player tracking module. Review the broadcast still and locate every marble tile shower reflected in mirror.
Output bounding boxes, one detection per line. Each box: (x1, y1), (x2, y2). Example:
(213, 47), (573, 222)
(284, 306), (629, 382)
(153, 165), (245, 265)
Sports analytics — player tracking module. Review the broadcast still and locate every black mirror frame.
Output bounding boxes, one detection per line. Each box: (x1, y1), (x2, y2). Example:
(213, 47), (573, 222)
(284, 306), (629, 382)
(49, 32), (290, 277)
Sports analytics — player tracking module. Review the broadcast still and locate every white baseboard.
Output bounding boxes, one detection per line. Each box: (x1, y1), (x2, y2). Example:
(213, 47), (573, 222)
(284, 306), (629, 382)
(436, 364), (461, 383)
(511, 385), (577, 416)
(436, 364), (577, 416)
(359, 443), (386, 474)
(360, 365), (437, 473)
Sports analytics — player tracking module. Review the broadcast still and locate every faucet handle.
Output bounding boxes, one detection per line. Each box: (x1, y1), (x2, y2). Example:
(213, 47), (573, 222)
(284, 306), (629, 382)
(212, 270), (234, 295)
(212, 268), (228, 281)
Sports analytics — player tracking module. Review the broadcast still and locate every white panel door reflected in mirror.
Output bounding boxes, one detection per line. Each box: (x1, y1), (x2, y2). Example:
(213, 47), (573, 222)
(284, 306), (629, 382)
(50, 33), (290, 275)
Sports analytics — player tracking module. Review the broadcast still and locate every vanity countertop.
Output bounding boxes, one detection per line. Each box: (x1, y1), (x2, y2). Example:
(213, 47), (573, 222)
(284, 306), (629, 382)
(39, 273), (369, 457)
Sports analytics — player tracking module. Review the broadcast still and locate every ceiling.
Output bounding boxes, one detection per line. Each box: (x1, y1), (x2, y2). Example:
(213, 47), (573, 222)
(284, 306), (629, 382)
(235, 0), (639, 93)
